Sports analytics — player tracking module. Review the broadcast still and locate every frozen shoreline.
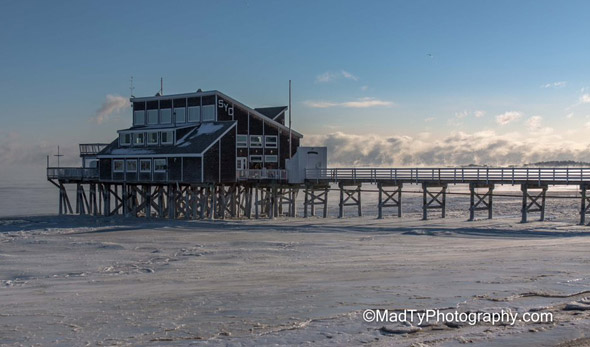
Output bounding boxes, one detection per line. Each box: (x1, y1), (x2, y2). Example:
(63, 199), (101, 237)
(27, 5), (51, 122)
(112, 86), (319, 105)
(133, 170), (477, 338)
(1, 215), (590, 346)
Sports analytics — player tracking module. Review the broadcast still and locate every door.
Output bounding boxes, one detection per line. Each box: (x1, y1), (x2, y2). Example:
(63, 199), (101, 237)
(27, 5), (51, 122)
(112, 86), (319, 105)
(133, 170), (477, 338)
(236, 157), (247, 178)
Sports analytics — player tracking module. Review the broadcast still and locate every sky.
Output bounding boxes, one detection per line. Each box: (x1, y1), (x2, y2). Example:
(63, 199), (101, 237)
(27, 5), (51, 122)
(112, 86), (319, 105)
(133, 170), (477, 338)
(2, 0), (590, 180)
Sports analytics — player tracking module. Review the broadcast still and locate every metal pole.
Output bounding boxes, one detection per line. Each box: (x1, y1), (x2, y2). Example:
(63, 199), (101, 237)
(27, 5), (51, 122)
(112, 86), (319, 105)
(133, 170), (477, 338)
(289, 80), (292, 159)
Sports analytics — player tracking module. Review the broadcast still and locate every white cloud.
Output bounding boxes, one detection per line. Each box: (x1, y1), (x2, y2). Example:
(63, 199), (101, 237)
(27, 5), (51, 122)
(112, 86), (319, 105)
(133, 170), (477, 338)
(304, 97), (394, 108)
(474, 110), (486, 118)
(316, 70), (359, 83)
(566, 113), (574, 119)
(496, 111), (522, 125)
(526, 116), (542, 130)
(454, 110), (485, 119)
(92, 94), (130, 124)
(580, 94), (590, 104)
(424, 117), (435, 122)
(302, 131), (590, 167)
(541, 81), (567, 88)
(455, 110), (469, 119)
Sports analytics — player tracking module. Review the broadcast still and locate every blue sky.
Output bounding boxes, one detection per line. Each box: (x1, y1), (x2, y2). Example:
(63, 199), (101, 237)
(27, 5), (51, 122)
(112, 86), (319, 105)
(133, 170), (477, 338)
(2, 0), (590, 171)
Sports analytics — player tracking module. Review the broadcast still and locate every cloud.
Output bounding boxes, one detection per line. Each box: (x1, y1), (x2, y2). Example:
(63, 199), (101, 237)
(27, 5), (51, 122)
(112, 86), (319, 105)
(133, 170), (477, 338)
(424, 117), (435, 122)
(526, 116), (542, 130)
(454, 110), (485, 119)
(566, 113), (574, 119)
(541, 81), (567, 88)
(0, 131), (79, 168)
(302, 131), (590, 167)
(581, 94), (590, 104)
(304, 97), (394, 108)
(360, 85), (369, 91)
(92, 94), (130, 124)
(316, 70), (359, 83)
(474, 110), (486, 118)
(496, 111), (522, 125)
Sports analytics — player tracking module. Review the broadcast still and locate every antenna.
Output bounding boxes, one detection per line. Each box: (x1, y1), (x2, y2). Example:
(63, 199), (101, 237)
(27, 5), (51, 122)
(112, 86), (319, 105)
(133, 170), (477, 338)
(129, 76), (135, 97)
(160, 77), (163, 95)
(289, 80), (292, 159)
(54, 146), (64, 168)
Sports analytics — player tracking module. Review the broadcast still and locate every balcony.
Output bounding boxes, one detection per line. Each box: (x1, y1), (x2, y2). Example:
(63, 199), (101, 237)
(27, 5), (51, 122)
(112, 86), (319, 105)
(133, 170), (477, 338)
(47, 167), (99, 181)
(237, 169), (287, 181)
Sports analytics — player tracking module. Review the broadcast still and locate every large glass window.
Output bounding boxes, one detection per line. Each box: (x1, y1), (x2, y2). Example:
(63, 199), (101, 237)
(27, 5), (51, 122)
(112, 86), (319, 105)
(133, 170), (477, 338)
(133, 111), (145, 125)
(265, 155), (278, 163)
(175, 108), (186, 123)
(147, 110), (158, 124)
(147, 132), (158, 145)
(134, 133), (144, 145)
(161, 131), (173, 144)
(140, 159), (151, 172)
(154, 158), (167, 172)
(188, 106), (200, 122)
(265, 135), (277, 148)
(120, 133), (132, 146)
(160, 109), (172, 124)
(126, 160), (137, 173)
(237, 135), (248, 148)
(250, 155), (263, 163)
(113, 160), (124, 172)
(250, 135), (263, 148)
(201, 105), (215, 122)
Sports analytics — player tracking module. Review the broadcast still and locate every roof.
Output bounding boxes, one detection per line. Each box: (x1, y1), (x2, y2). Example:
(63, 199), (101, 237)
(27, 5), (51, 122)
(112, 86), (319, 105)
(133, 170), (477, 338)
(255, 106), (287, 120)
(97, 122), (236, 158)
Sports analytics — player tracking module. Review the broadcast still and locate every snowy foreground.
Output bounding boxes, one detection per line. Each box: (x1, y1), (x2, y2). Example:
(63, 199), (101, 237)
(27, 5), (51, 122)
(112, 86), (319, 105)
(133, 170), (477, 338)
(2, 213), (590, 346)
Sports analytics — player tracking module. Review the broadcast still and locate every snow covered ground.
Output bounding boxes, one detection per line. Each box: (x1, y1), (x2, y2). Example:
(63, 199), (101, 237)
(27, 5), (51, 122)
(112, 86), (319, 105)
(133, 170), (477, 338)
(2, 195), (590, 345)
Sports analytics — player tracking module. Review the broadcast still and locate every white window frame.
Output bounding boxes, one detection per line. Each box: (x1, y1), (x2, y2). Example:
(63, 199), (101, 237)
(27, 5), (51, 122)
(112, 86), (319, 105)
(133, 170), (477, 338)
(161, 131), (174, 145)
(249, 155), (263, 163)
(160, 108), (172, 124)
(134, 133), (145, 146)
(133, 111), (145, 126)
(154, 158), (167, 172)
(237, 134), (248, 148)
(265, 155), (278, 163)
(265, 135), (277, 148)
(250, 135), (263, 148)
(147, 109), (158, 125)
(146, 132), (158, 145)
(120, 133), (132, 146)
(140, 159), (151, 173)
(113, 160), (124, 172)
(201, 105), (215, 122)
(126, 159), (137, 173)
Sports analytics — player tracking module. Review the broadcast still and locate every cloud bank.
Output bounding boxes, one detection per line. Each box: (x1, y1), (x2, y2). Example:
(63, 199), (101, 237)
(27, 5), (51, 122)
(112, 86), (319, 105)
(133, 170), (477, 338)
(304, 97), (394, 109)
(302, 131), (590, 167)
(316, 70), (359, 83)
(92, 94), (130, 124)
(495, 111), (522, 125)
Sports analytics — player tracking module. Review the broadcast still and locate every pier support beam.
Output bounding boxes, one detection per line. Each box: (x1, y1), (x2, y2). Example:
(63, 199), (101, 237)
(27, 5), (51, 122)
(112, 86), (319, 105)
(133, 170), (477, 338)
(338, 182), (362, 218)
(521, 184), (548, 223)
(469, 183), (494, 221)
(422, 183), (447, 220)
(377, 182), (402, 219)
(580, 185), (590, 225)
(304, 184), (329, 218)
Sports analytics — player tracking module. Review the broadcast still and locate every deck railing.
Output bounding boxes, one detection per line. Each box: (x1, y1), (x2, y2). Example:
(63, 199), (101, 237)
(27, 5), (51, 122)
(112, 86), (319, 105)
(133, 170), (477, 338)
(237, 169), (288, 181)
(47, 167), (99, 180)
(305, 167), (590, 184)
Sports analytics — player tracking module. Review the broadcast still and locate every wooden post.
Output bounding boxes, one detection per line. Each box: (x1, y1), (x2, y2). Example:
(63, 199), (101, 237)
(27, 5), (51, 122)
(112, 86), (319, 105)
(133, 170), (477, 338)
(521, 184), (527, 223)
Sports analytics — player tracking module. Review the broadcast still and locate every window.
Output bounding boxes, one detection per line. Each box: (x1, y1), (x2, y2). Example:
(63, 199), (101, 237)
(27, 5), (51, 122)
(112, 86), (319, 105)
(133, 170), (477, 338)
(133, 111), (145, 125)
(188, 106), (200, 122)
(265, 155), (278, 163)
(140, 159), (151, 172)
(161, 131), (173, 144)
(201, 105), (215, 122)
(250, 135), (263, 148)
(87, 159), (98, 168)
(154, 158), (167, 172)
(147, 132), (158, 145)
(134, 133), (145, 145)
(126, 160), (137, 173)
(175, 108), (186, 123)
(120, 133), (132, 146)
(237, 135), (248, 148)
(147, 109), (158, 124)
(250, 155), (263, 163)
(113, 160), (124, 172)
(265, 135), (277, 148)
(160, 109), (172, 124)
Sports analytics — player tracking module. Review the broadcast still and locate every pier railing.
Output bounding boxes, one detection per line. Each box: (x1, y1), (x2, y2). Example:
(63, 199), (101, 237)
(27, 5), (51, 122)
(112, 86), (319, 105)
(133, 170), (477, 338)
(237, 169), (287, 181)
(47, 167), (99, 180)
(305, 167), (590, 185)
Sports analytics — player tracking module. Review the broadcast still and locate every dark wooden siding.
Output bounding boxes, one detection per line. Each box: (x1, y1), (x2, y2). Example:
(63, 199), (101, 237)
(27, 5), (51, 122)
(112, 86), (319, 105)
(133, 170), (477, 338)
(220, 129), (236, 182)
(203, 142), (219, 183)
(249, 114), (263, 134)
(168, 157), (182, 181)
(217, 97), (233, 121)
(235, 107), (248, 133)
(99, 159), (111, 180)
(183, 157), (202, 183)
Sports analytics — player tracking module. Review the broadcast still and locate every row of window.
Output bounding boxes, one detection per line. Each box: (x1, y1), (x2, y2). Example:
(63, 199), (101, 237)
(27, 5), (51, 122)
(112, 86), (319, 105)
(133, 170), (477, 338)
(133, 105), (215, 126)
(120, 131), (174, 146)
(113, 159), (168, 173)
(237, 135), (277, 148)
(249, 155), (277, 163)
